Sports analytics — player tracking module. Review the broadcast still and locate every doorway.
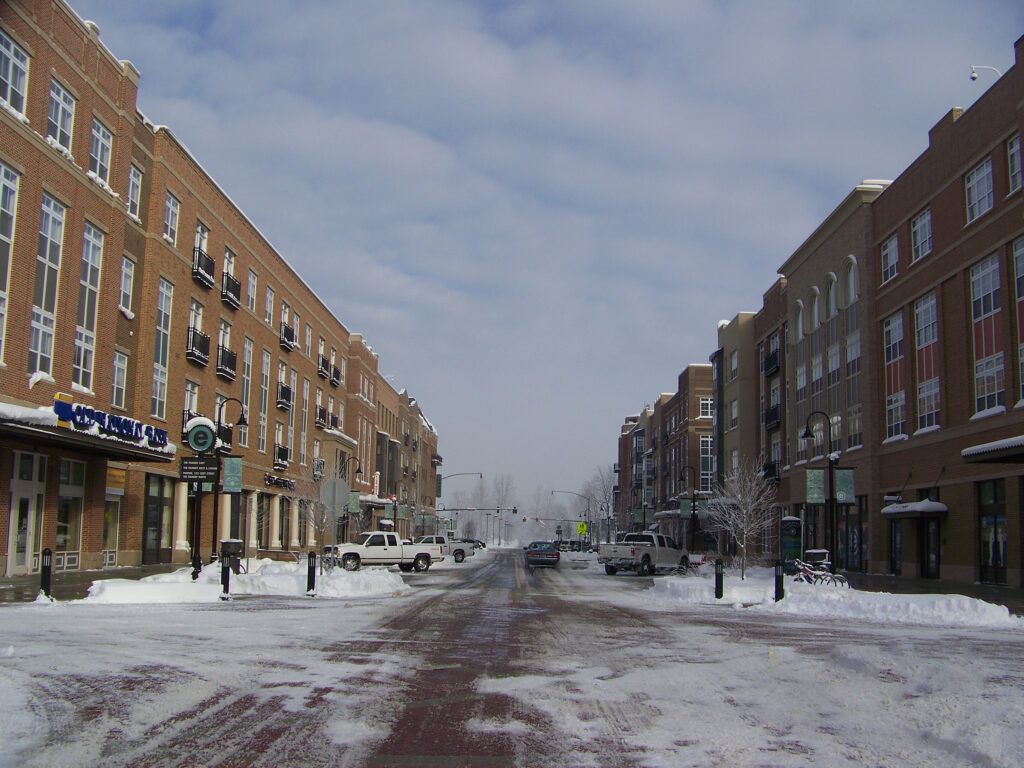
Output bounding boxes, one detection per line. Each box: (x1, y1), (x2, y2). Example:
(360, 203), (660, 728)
(6, 452), (46, 576)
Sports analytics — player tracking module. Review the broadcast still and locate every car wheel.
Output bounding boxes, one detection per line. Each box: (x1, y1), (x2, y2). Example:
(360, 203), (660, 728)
(413, 554), (430, 572)
(342, 554), (360, 571)
(398, 563), (413, 572)
(637, 558), (652, 577)
(454, 550), (465, 563)
(604, 564), (618, 576)
(678, 556), (689, 574)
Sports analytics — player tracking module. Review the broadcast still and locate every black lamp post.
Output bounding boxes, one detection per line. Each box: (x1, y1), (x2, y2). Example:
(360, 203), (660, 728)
(210, 397), (247, 562)
(680, 465), (699, 552)
(802, 409), (836, 574)
(336, 455), (362, 541)
(552, 490), (594, 547)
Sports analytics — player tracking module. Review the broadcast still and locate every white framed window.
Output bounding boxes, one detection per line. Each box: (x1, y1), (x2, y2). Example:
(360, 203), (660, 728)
(30, 194), (65, 375)
(183, 379), (199, 415)
(0, 161), (18, 360)
(265, 286), (274, 324)
(914, 293), (937, 349)
(974, 353), (1005, 413)
(826, 280), (837, 318)
(729, 350), (738, 380)
(1015, 238), (1024, 300)
(119, 257), (134, 312)
(846, 262), (858, 304)
(239, 337), (253, 447)
(970, 253), (1001, 322)
(886, 391), (906, 439)
(883, 313), (904, 364)
(224, 247), (235, 276)
(700, 396), (713, 418)
(1, 28), (29, 116)
(89, 118), (112, 184)
(163, 192), (179, 245)
(965, 158), (994, 224)
(188, 298), (203, 332)
(1008, 134), (1021, 195)
(729, 399), (738, 428)
(73, 223), (103, 390)
(917, 378), (940, 431)
(910, 209), (932, 263)
(152, 278), (173, 419)
(259, 349), (270, 452)
(300, 378), (309, 464)
(46, 79), (75, 152)
(247, 269), (257, 311)
(112, 351), (127, 408)
(305, 324), (312, 356)
(699, 434), (714, 491)
(127, 164), (142, 219)
(881, 234), (898, 283)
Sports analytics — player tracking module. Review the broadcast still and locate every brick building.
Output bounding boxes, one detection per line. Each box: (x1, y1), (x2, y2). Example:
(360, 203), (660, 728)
(0, 0), (439, 578)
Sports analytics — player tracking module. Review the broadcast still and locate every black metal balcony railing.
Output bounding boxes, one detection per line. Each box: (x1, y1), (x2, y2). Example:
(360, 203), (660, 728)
(185, 327), (210, 365)
(613, 463), (620, 473)
(220, 272), (241, 309)
(763, 404), (781, 430)
(181, 408), (199, 437)
(312, 457), (325, 481)
(404, 433), (410, 445)
(279, 322), (297, 350)
(315, 406), (328, 428)
(216, 345), (237, 381)
(330, 365), (341, 387)
(763, 348), (780, 377)
(217, 423), (233, 454)
(762, 461), (780, 482)
(317, 355), (330, 379)
(412, 439), (418, 452)
(403, 467), (409, 478)
(276, 383), (293, 410)
(273, 443), (289, 470)
(411, 470), (417, 481)
(329, 414), (339, 430)
(192, 247), (215, 289)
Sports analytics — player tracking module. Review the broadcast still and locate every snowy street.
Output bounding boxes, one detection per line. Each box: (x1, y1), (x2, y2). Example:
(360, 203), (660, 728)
(1, 548), (1023, 767)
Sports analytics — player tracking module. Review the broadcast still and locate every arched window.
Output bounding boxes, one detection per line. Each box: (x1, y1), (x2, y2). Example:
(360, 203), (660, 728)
(794, 301), (805, 341)
(810, 289), (821, 329)
(827, 279), (837, 318)
(846, 260), (859, 304)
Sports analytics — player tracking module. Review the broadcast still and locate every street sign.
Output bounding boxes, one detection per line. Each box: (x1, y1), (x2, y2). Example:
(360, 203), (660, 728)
(186, 422), (216, 453)
(577, 521), (588, 536)
(180, 456), (219, 482)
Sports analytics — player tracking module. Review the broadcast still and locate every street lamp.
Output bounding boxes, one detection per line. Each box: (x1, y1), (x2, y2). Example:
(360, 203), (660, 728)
(680, 465), (699, 552)
(551, 490), (594, 546)
(335, 455), (361, 542)
(802, 409), (836, 574)
(210, 397), (247, 563)
(970, 65), (1002, 81)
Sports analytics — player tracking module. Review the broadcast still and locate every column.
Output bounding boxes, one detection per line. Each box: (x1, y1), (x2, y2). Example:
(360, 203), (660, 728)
(269, 494), (281, 549)
(289, 497), (301, 549)
(172, 480), (191, 562)
(217, 492), (232, 544)
(246, 493), (259, 558)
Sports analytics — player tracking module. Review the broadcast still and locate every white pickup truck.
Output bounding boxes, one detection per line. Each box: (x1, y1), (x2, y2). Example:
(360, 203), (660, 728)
(327, 531), (445, 572)
(597, 532), (686, 576)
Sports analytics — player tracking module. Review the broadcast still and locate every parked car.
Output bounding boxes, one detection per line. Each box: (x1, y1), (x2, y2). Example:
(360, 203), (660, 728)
(524, 541), (560, 568)
(417, 535), (473, 563)
(328, 532), (444, 572)
(597, 532), (685, 576)
(457, 537), (484, 550)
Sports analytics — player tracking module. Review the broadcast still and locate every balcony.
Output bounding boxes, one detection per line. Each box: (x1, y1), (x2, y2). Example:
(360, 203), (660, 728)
(403, 466), (409, 478)
(216, 345), (237, 381)
(613, 463), (620, 473)
(411, 470), (417, 481)
(276, 383), (293, 410)
(412, 439), (418, 452)
(185, 327), (210, 366)
(763, 404), (781, 430)
(273, 444), (289, 471)
(217, 423), (233, 454)
(762, 461), (780, 483)
(220, 272), (241, 310)
(279, 322), (297, 351)
(312, 457), (325, 481)
(317, 355), (330, 379)
(315, 406), (328, 428)
(431, 453), (443, 467)
(329, 414), (340, 430)
(191, 247), (216, 289)
(330, 365), (341, 388)
(763, 348), (780, 377)
(181, 408), (199, 438)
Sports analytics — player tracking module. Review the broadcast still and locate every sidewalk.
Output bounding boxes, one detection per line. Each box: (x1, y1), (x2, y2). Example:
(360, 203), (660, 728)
(0, 563), (183, 604)
(844, 572), (1024, 617)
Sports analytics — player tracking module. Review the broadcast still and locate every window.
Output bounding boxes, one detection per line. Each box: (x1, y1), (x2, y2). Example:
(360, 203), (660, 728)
(73, 223), (103, 390)
(971, 253), (1001, 322)
(183, 379), (199, 415)
(965, 158), (994, 224)
(46, 80), (74, 152)
(152, 278), (173, 419)
(305, 324), (312, 356)
(29, 195), (65, 375)
(188, 298), (203, 332)
(917, 378), (940, 431)
(239, 337), (253, 447)
(699, 397), (713, 418)
(881, 235), (898, 283)
(883, 313), (904, 364)
(1008, 134), (1021, 195)
(224, 248), (235, 276)
(244, 269), (256, 311)
(163, 192), (179, 245)
(911, 209), (932, 263)
(119, 257), (134, 312)
(826, 281), (837, 318)
(89, 118), (112, 184)
(259, 349), (270, 452)
(886, 391), (906, 439)
(127, 165), (142, 219)
(914, 293), (937, 349)
(1015, 238), (1024, 300)
(845, 262), (858, 305)
(699, 434), (714, 492)
(57, 460), (85, 558)
(729, 350), (738, 380)
(0, 161), (18, 359)
(112, 351), (127, 408)
(265, 286), (274, 324)
(729, 399), (738, 428)
(1, 28), (29, 116)
(974, 353), (1005, 413)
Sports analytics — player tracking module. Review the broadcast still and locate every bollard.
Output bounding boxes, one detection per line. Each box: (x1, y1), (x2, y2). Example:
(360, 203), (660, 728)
(714, 558), (724, 599)
(220, 555), (231, 601)
(774, 559), (785, 602)
(191, 552), (202, 581)
(307, 551), (316, 595)
(40, 547), (53, 599)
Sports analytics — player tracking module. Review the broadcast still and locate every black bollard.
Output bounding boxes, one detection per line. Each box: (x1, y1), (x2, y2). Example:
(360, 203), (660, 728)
(220, 555), (231, 601)
(307, 551), (316, 595)
(774, 559), (785, 602)
(40, 547), (53, 599)
(715, 558), (724, 599)
(191, 552), (201, 581)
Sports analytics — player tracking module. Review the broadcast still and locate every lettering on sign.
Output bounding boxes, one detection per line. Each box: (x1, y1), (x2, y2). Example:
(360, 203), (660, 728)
(54, 399), (169, 448)
(264, 473), (296, 490)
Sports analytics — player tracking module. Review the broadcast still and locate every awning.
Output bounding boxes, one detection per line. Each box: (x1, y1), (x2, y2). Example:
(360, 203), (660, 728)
(962, 434), (1024, 463)
(880, 499), (948, 518)
(0, 419), (174, 463)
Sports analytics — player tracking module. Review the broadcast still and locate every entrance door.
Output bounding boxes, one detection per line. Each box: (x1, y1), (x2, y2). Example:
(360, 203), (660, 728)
(102, 499), (120, 567)
(6, 452), (46, 576)
(920, 518), (940, 579)
(889, 520), (902, 576)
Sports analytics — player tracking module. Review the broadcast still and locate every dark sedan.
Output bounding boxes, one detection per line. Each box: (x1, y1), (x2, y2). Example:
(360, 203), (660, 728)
(524, 540), (560, 568)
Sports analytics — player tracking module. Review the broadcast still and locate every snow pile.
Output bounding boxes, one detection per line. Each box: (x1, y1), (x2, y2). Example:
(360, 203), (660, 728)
(647, 567), (1024, 629)
(82, 558), (410, 604)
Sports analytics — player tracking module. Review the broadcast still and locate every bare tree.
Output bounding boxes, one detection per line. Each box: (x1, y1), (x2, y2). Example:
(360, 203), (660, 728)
(703, 456), (777, 579)
(581, 464), (616, 541)
(492, 473), (517, 511)
(469, 476), (492, 510)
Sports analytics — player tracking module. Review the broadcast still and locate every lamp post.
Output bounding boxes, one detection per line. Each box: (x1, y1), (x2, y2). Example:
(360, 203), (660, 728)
(210, 397), (247, 562)
(802, 409), (836, 573)
(335, 455), (361, 543)
(680, 465), (699, 552)
(551, 490), (594, 547)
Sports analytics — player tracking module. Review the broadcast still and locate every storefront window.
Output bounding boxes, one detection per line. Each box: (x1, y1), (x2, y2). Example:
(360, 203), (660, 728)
(978, 479), (1006, 584)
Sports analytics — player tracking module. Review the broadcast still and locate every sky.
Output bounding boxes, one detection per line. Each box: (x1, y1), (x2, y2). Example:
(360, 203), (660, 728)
(67, 0), (1024, 500)
(1, 555), (1022, 766)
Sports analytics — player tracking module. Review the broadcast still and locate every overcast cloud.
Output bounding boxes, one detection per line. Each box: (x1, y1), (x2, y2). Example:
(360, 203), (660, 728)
(69, 0), (1023, 501)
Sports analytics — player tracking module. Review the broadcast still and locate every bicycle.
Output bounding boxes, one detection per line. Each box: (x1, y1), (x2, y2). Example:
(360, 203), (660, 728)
(792, 558), (849, 587)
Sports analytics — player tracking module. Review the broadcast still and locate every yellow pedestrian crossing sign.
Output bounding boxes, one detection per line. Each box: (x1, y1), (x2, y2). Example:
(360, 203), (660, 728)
(577, 521), (587, 536)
